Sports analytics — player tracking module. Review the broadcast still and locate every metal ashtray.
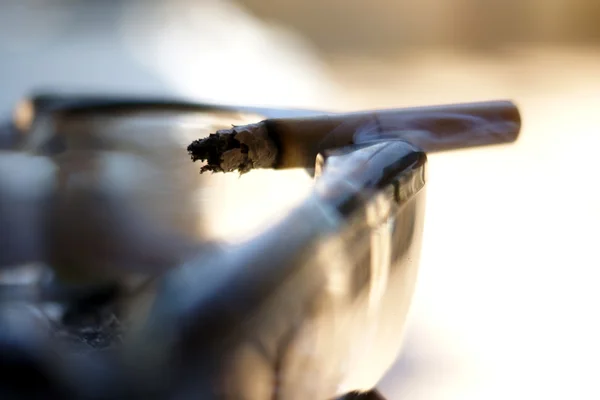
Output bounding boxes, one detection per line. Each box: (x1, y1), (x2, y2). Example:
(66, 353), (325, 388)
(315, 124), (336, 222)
(0, 93), (521, 399)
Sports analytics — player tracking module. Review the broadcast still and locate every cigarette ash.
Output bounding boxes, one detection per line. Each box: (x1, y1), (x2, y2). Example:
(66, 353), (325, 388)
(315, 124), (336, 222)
(0, 266), (123, 353)
(0, 279), (129, 398)
(187, 130), (247, 174)
(41, 287), (126, 352)
(187, 123), (277, 174)
(56, 302), (124, 352)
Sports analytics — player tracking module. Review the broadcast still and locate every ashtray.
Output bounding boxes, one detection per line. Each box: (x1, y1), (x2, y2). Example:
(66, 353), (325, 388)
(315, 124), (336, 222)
(0, 94), (520, 399)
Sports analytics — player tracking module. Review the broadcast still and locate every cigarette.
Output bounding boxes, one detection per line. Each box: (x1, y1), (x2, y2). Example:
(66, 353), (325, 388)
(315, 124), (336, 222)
(187, 100), (521, 174)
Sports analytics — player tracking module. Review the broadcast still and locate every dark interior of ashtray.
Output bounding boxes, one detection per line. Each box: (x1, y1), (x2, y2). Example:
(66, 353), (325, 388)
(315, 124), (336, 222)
(0, 163), (318, 398)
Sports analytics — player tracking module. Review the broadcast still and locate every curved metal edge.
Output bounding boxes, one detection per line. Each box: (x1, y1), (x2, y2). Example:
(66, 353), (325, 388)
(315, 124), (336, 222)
(15, 92), (326, 125)
(126, 140), (427, 399)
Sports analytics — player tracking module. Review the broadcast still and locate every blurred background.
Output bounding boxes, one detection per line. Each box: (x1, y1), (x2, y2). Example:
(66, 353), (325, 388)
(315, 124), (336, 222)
(1, 0), (600, 398)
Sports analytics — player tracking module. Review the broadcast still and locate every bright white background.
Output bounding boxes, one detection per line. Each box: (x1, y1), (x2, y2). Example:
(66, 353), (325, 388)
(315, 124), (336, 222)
(352, 49), (600, 399)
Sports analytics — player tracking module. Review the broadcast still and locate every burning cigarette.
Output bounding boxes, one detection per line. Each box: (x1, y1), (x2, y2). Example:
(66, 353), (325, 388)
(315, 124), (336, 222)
(187, 100), (521, 174)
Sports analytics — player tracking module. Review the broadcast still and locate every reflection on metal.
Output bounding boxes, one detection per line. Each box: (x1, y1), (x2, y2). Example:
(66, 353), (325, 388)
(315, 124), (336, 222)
(13, 98), (34, 133)
(366, 194), (392, 313)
